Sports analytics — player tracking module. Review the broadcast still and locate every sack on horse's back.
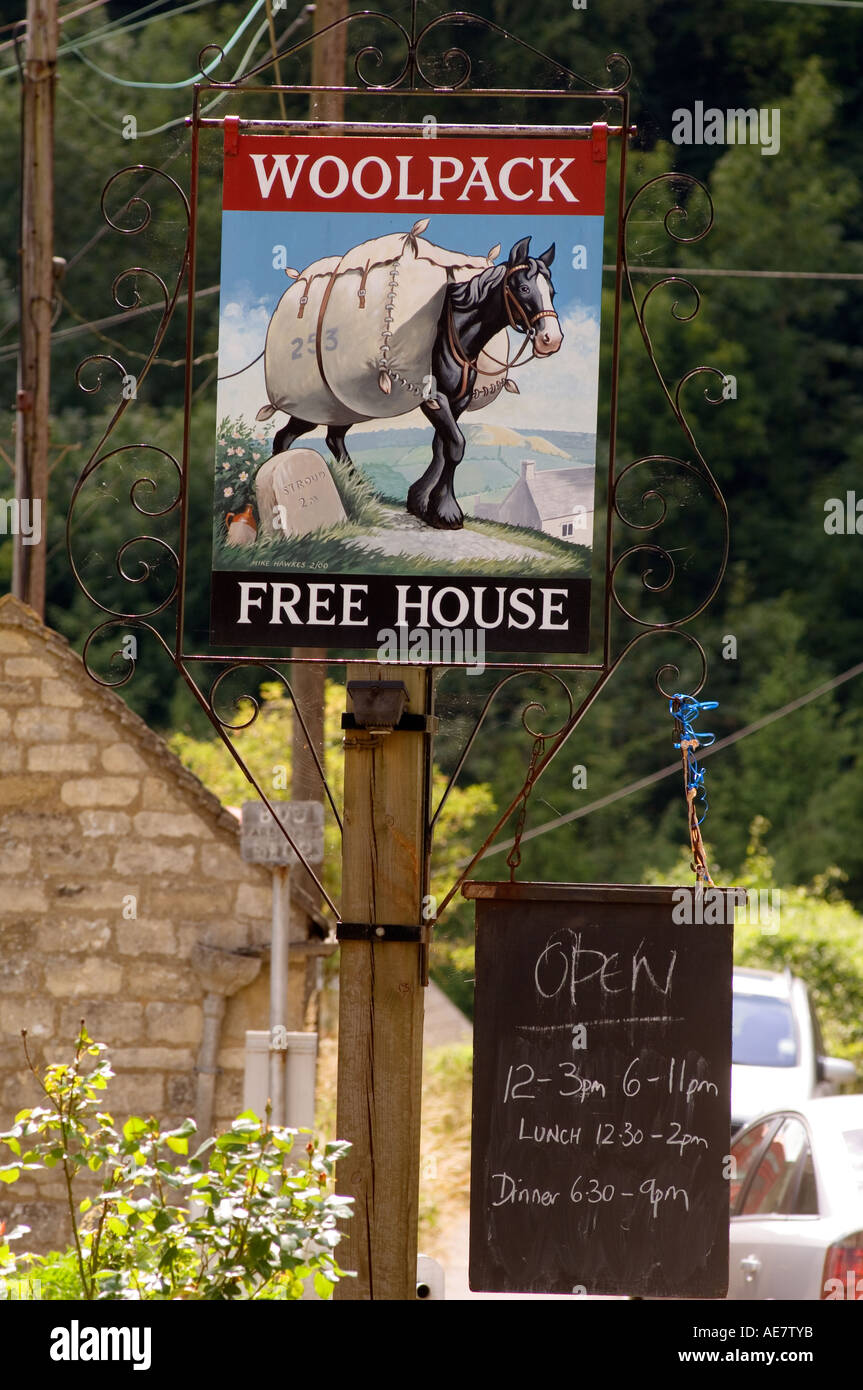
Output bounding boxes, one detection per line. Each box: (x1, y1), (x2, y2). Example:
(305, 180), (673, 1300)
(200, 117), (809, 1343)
(256, 224), (508, 425)
(256, 253), (358, 427)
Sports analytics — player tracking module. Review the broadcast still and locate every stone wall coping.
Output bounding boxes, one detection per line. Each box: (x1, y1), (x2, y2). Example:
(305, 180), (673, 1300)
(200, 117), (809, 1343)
(0, 593), (250, 846)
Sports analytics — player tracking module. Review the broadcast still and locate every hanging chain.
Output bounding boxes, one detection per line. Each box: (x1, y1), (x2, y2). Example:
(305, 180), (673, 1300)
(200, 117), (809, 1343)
(669, 694), (717, 888)
(506, 735), (547, 882)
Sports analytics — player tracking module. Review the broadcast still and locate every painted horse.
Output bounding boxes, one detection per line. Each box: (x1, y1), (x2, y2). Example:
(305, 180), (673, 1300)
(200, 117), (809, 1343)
(260, 236), (562, 531)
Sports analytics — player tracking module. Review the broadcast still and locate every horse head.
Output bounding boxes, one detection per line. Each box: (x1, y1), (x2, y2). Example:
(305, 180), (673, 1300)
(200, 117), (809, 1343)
(505, 237), (563, 358)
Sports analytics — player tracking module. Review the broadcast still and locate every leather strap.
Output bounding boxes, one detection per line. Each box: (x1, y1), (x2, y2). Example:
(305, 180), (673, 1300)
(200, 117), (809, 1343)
(315, 269), (339, 394)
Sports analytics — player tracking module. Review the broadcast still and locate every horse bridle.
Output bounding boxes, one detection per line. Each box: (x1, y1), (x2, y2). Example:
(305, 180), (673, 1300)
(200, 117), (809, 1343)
(444, 260), (559, 400)
(502, 260), (560, 338)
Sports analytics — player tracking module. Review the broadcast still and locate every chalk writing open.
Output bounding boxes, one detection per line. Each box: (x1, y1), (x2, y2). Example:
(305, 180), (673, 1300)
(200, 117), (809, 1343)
(534, 932), (677, 1006)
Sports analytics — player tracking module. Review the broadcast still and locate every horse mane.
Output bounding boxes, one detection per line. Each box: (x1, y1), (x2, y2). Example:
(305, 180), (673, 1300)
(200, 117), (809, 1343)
(447, 262), (507, 312)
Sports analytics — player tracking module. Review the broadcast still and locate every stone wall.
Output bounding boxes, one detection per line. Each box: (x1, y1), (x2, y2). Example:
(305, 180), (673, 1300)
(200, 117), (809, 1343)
(0, 594), (323, 1252)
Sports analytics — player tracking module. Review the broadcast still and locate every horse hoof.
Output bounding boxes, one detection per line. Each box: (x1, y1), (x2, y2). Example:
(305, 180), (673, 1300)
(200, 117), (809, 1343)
(406, 485), (431, 522)
(426, 488), (464, 530)
(425, 508), (464, 531)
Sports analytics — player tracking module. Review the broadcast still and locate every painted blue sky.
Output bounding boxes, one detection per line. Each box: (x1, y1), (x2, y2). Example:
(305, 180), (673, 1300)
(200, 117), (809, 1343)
(220, 207), (604, 319)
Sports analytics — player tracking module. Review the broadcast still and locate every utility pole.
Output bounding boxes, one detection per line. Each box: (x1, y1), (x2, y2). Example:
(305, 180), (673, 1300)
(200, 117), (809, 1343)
(288, 0), (349, 993)
(334, 666), (432, 1300)
(310, 0), (348, 123)
(14, 0), (58, 620)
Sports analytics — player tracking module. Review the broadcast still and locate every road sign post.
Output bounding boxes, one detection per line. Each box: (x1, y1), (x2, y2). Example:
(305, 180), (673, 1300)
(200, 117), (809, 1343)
(241, 801), (324, 1122)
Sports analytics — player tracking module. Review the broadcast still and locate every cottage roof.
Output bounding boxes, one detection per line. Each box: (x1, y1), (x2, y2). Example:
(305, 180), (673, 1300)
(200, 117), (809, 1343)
(524, 466), (593, 520)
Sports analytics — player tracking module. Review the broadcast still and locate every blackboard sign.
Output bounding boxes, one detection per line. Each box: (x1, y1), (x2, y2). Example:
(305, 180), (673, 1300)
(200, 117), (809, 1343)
(465, 882), (735, 1297)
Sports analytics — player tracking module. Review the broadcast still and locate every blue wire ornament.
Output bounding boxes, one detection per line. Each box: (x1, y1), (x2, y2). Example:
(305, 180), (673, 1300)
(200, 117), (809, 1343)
(669, 693), (717, 885)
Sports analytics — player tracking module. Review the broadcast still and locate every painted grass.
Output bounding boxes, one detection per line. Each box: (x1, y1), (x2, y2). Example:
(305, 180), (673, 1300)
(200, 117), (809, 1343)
(214, 449), (589, 577)
(215, 532), (588, 578)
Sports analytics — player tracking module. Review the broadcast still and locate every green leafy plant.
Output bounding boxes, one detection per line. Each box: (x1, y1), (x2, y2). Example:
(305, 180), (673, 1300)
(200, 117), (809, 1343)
(0, 1247), (85, 1300)
(0, 1026), (353, 1300)
(214, 416), (271, 525)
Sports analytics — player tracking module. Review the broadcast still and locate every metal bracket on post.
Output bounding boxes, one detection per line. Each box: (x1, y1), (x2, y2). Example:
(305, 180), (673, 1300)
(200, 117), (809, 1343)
(341, 711), (438, 733)
(336, 921), (431, 944)
(342, 679), (438, 735)
(223, 114), (240, 155)
(591, 121), (608, 162)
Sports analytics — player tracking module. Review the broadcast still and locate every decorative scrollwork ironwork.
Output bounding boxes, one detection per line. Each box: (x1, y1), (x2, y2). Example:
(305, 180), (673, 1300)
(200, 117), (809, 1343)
(432, 171), (729, 909)
(67, 444), (181, 621)
(205, 662), (342, 833)
(350, 13), (414, 91)
(608, 172), (729, 649)
(431, 669), (575, 833)
(176, 661), (341, 915)
(67, 167), (190, 629)
(81, 618), (176, 690)
(196, 5), (631, 96)
(68, 16), (731, 926)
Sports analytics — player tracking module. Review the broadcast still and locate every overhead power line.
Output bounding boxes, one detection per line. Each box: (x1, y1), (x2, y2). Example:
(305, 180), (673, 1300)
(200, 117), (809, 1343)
(0, 284), (220, 364)
(58, 0), (114, 18)
(0, 3), (310, 339)
(71, 0), (266, 87)
(59, 3), (310, 137)
(56, 0), (220, 48)
(476, 659), (863, 860)
(0, 0), (114, 58)
(605, 264), (863, 282)
(57, 289), (219, 368)
(760, 0), (863, 9)
(0, 0), (247, 71)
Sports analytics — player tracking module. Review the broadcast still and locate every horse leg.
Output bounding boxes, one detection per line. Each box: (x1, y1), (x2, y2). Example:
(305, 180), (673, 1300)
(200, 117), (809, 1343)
(406, 400), (449, 522)
(324, 424), (354, 469)
(271, 416), (316, 457)
(424, 398), (467, 530)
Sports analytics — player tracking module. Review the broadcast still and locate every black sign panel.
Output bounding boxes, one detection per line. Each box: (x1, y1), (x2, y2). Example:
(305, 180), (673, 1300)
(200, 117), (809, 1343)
(210, 571), (591, 653)
(466, 883), (734, 1297)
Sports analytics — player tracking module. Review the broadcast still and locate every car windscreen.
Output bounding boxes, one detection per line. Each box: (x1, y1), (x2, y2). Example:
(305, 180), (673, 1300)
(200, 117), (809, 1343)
(844, 1129), (863, 1190)
(732, 993), (798, 1067)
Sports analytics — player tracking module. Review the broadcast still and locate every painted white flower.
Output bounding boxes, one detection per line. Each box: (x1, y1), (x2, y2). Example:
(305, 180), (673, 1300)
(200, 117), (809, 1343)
(224, 486), (234, 497)
(239, 471), (248, 481)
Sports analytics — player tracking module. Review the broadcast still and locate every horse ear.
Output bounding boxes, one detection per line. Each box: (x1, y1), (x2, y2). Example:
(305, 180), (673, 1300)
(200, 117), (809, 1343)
(508, 237), (531, 266)
(537, 243), (556, 268)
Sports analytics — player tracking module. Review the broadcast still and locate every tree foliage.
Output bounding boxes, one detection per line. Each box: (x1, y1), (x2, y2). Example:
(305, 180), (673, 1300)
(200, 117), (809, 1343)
(2, 4), (863, 1012)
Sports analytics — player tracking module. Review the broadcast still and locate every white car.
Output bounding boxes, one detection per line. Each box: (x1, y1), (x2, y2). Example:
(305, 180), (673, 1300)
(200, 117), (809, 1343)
(728, 1095), (863, 1300)
(732, 968), (856, 1133)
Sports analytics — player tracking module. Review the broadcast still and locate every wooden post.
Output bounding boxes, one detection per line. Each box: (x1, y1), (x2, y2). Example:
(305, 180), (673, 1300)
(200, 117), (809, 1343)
(334, 664), (432, 1300)
(13, 0), (58, 620)
(310, 0), (347, 124)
